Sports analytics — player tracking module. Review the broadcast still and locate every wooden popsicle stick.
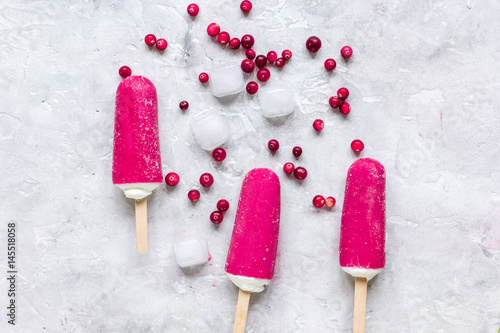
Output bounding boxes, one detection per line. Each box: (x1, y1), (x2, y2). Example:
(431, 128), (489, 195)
(233, 289), (251, 333)
(353, 277), (368, 333)
(135, 198), (148, 254)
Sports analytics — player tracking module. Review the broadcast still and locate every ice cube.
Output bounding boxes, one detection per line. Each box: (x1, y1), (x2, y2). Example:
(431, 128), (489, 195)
(209, 61), (245, 97)
(258, 85), (295, 118)
(173, 234), (209, 268)
(190, 109), (230, 150)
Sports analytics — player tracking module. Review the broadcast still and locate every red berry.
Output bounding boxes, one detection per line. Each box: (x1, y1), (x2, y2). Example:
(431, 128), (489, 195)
(268, 139), (279, 152)
(179, 101), (189, 110)
(199, 72), (209, 83)
(255, 55), (267, 68)
(241, 59), (255, 73)
(329, 96), (342, 109)
(240, 0), (252, 12)
(210, 210), (224, 224)
(340, 102), (351, 115)
(246, 81), (259, 94)
(217, 31), (230, 45)
(351, 139), (364, 152)
(212, 147), (227, 162)
(257, 68), (271, 82)
(275, 58), (285, 67)
(119, 66), (132, 78)
(207, 23), (221, 37)
(292, 146), (302, 157)
(306, 36), (322, 53)
(144, 34), (156, 46)
(341, 45), (353, 59)
(188, 189), (200, 201)
(282, 49), (292, 60)
(313, 119), (324, 131)
(337, 87), (349, 99)
(156, 38), (168, 50)
(187, 3), (199, 16)
(229, 37), (241, 49)
(216, 199), (230, 212)
(324, 58), (336, 71)
(241, 34), (255, 49)
(165, 172), (180, 186)
(283, 162), (295, 174)
(200, 173), (214, 187)
(246, 48), (256, 59)
(313, 195), (325, 208)
(293, 167), (308, 180)
(325, 196), (336, 208)
(267, 51), (278, 63)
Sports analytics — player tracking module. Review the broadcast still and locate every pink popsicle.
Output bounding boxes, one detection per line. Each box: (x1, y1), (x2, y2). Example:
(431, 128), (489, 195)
(112, 75), (163, 188)
(340, 158), (386, 274)
(225, 168), (281, 282)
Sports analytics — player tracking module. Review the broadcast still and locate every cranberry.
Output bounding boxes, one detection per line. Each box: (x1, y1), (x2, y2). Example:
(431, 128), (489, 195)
(275, 58), (285, 67)
(313, 119), (324, 131)
(199, 72), (209, 83)
(246, 81), (259, 94)
(240, 0), (252, 12)
(210, 211), (224, 224)
(156, 38), (168, 50)
(313, 195), (325, 208)
(267, 51), (278, 63)
(241, 34), (255, 49)
(216, 199), (230, 212)
(179, 101), (189, 110)
(337, 87), (349, 99)
(241, 59), (255, 73)
(200, 173), (214, 187)
(329, 96), (342, 108)
(306, 36), (322, 53)
(144, 34), (157, 46)
(229, 37), (241, 49)
(257, 68), (271, 82)
(341, 45), (353, 59)
(207, 23), (221, 37)
(255, 55), (267, 68)
(212, 147), (227, 162)
(282, 49), (292, 60)
(324, 58), (336, 71)
(325, 196), (336, 208)
(188, 189), (200, 201)
(268, 139), (279, 152)
(351, 139), (364, 152)
(283, 162), (295, 174)
(292, 146), (302, 157)
(119, 66), (132, 78)
(246, 48), (256, 59)
(165, 172), (180, 186)
(293, 167), (308, 180)
(340, 102), (351, 115)
(187, 3), (199, 16)
(217, 31), (230, 45)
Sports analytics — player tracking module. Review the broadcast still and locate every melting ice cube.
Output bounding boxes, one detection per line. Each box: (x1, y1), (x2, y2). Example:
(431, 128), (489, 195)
(209, 61), (245, 98)
(190, 109), (230, 150)
(173, 234), (209, 268)
(258, 85), (295, 118)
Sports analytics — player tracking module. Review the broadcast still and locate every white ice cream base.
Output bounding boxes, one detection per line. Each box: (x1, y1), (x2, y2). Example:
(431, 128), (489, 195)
(227, 273), (271, 293)
(341, 267), (383, 281)
(116, 183), (161, 200)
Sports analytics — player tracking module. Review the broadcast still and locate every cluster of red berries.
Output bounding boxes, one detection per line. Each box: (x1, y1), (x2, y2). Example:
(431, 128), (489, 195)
(267, 140), (308, 180)
(144, 34), (168, 51)
(329, 87), (351, 115)
(313, 195), (336, 208)
(210, 199), (230, 224)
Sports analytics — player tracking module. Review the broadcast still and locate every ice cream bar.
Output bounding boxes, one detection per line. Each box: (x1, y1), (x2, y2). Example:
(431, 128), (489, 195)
(112, 75), (163, 199)
(340, 158), (386, 280)
(225, 168), (280, 292)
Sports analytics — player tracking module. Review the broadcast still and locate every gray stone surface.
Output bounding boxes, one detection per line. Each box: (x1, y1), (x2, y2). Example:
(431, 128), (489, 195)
(1, 1), (499, 332)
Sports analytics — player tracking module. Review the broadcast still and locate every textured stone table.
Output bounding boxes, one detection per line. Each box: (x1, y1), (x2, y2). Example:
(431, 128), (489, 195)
(1, 1), (499, 332)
